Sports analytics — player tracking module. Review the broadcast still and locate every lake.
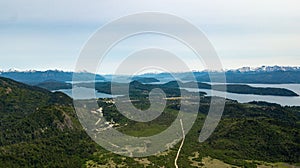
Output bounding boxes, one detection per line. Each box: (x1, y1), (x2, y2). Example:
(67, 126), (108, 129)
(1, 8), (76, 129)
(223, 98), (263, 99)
(56, 83), (300, 106)
(184, 83), (300, 106)
(55, 87), (120, 100)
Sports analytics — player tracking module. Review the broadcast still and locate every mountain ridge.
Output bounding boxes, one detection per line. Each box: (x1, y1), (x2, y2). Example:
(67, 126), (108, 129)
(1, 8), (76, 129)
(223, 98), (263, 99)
(1, 65), (300, 74)
(0, 70), (105, 85)
(1, 65), (300, 85)
(231, 65), (300, 73)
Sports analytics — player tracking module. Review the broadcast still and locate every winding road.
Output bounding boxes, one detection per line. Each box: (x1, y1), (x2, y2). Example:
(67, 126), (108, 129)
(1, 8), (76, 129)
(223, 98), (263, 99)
(175, 119), (185, 168)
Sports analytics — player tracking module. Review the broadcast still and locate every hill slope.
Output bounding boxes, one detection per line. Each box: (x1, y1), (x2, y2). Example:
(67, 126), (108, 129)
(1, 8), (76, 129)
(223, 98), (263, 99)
(0, 77), (96, 167)
(0, 77), (299, 167)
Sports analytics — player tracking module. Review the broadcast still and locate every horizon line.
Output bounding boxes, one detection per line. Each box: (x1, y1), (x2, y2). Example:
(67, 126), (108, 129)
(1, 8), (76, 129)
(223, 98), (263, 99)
(1, 64), (300, 76)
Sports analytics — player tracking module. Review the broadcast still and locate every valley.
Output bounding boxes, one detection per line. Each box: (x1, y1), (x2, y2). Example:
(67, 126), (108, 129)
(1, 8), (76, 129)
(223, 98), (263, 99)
(0, 76), (299, 167)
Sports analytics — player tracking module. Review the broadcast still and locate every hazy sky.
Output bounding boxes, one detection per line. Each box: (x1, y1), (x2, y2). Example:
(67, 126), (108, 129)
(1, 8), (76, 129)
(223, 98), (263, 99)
(0, 0), (300, 73)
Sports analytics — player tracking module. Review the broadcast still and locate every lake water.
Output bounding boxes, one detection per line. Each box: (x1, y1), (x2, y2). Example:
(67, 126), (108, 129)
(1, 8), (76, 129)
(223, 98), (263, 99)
(65, 80), (106, 84)
(56, 84), (300, 106)
(55, 87), (120, 100)
(184, 83), (300, 106)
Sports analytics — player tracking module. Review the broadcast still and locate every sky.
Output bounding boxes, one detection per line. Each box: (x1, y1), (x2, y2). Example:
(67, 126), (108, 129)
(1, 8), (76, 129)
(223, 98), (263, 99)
(0, 0), (300, 74)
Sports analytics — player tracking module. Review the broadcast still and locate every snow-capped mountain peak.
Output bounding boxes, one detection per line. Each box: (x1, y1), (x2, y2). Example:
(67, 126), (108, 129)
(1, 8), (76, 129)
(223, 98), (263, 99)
(234, 65), (300, 73)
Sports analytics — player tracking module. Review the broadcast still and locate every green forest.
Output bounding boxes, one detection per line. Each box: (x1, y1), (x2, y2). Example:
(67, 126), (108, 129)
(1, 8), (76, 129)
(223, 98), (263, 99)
(0, 77), (299, 167)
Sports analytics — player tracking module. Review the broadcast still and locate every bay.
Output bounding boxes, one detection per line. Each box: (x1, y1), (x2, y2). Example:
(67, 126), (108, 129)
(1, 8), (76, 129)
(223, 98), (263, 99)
(184, 83), (300, 106)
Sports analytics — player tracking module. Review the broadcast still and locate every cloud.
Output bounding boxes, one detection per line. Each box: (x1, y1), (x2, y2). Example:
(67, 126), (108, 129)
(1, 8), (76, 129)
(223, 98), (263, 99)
(0, 0), (299, 72)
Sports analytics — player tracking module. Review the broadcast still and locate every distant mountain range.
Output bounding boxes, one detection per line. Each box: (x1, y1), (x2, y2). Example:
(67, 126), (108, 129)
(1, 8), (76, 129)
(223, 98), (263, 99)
(138, 66), (300, 84)
(1, 66), (300, 84)
(232, 65), (300, 73)
(0, 70), (105, 85)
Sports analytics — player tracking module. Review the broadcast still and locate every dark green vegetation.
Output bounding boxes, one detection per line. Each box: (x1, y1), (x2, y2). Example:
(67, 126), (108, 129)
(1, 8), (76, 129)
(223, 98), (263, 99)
(0, 77), (299, 167)
(1, 69), (299, 96)
(195, 100), (300, 167)
(184, 82), (299, 96)
(78, 81), (298, 97)
(88, 97), (300, 167)
(224, 84), (298, 96)
(35, 80), (72, 91)
(34, 79), (298, 97)
(131, 77), (160, 83)
(0, 77), (97, 167)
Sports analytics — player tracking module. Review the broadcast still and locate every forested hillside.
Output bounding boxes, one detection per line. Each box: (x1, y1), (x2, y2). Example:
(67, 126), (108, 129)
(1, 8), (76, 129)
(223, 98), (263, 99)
(0, 77), (97, 167)
(0, 77), (299, 167)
